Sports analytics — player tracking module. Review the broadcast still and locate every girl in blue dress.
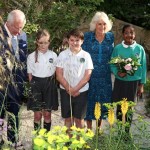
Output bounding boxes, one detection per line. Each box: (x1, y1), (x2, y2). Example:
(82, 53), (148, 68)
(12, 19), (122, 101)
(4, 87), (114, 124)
(82, 12), (114, 129)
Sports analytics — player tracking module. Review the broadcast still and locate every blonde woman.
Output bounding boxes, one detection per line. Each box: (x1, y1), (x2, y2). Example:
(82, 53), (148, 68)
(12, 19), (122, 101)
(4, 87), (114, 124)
(82, 12), (114, 129)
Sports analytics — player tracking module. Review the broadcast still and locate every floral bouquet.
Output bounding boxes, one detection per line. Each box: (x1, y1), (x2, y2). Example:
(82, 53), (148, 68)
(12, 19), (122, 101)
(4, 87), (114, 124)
(109, 56), (141, 76)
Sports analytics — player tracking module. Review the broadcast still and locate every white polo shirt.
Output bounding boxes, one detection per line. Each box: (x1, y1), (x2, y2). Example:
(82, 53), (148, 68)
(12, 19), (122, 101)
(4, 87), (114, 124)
(27, 50), (57, 77)
(56, 48), (93, 92)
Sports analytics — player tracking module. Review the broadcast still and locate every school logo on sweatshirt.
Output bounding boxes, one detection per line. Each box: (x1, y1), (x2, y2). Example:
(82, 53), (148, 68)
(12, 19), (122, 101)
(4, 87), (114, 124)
(49, 58), (53, 63)
(80, 58), (85, 63)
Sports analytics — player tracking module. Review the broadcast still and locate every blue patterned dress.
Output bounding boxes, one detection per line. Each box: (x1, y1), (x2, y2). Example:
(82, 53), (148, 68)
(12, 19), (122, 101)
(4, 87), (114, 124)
(82, 31), (114, 119)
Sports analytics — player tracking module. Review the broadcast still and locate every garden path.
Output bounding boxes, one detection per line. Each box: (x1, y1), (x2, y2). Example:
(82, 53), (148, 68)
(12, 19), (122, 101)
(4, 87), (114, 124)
(19, 100), (150, 150)
(17, 71), (150, 149)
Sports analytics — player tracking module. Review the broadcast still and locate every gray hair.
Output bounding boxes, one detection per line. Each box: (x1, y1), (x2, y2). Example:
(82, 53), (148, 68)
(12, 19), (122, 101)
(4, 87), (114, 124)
(90, 12), (113, 32)
(7, 9), (26, 25)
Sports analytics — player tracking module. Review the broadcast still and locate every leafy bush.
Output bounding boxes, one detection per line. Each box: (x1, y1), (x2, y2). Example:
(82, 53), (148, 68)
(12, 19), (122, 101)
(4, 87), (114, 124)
(32, 126), (94, 150)
(144, 79), (150, 115)
(144, 79), (150, 93)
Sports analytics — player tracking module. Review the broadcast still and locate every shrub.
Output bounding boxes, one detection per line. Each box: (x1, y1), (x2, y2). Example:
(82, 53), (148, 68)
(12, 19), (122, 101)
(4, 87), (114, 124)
(32, 126), (94, 150)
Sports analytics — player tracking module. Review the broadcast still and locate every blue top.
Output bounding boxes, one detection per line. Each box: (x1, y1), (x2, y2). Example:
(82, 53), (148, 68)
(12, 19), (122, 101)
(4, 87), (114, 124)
(82, 31), (114, 119)
(111, 41), (147, 84)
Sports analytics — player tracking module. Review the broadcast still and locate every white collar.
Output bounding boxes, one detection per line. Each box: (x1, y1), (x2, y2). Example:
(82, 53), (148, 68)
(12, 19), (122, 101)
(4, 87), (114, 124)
(122, 40), (136, 48)
(68, 48), (82, 56)
(38, 50), (49, 55)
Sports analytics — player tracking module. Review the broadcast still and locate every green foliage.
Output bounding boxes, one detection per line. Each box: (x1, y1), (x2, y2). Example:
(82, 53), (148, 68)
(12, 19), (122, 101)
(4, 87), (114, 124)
(90, 128), (138, 150)
(36, 0), (104, 51)
(0, 0), (104, 52)
(0, 0), (149, 52)
(38, 1), (80, 50)
(144, 78), (150, 115)
(24, 23), (39, 35)
(97, 0), (150, 29)
(23, 23), (40, 52)
(32, 115), (150, 150)
(91, 110), (150, 150)
(144, 78), (150, 93)
(145, 97), (150, 116)
(0, 110), (23, 149)
(32, 126), (94, 150)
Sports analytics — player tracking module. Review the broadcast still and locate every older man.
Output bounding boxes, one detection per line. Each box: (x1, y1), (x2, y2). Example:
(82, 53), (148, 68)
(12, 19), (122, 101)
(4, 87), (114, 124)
(0, 10), (27, 147)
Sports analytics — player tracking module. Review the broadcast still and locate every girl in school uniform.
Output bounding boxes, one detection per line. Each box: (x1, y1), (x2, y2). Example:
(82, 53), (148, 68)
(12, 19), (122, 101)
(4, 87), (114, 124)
(27, 29), (57, 131)
(111, 24), (147, 132)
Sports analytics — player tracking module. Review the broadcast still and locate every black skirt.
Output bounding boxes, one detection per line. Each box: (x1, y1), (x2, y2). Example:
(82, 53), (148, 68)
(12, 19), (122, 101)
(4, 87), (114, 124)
(112, 78), (139, 102)
(27, 75), (58, 111)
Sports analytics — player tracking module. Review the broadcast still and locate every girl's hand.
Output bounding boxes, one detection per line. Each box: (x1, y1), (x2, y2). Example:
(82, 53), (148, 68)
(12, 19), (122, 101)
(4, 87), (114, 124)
(117, 72), (127, 78)
(137, 84), (144, 96)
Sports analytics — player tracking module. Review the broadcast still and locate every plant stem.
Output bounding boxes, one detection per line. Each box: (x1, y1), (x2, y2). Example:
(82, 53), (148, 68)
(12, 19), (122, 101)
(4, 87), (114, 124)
(95, 119), (98, 150)
(116, 127), (123, 149)
(108, 126), (112, 150)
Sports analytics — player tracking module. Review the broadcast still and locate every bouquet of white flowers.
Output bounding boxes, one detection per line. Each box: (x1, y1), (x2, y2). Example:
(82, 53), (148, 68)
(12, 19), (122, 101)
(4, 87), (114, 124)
(109, 56), (141, 76)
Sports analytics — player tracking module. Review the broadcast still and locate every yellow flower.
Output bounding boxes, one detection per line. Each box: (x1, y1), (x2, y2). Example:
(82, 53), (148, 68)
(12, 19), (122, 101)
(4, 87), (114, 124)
(85, 129), (94, 138)
(61, 126), (68, 132)
(80, 137), (86, 145)
(121, 98), (129, 116)
(34, 138), (45, 146)
(94, 102), (101, 120)
(56, 136), (64, 143)
(72, 139), (80, 144)
(108, 109), (115, 126)
(31, 130), (37, 135)
(47, 135), (57, 144)
(53, 126), (61, 131)
(48, 146), (55, 150)
(39, 128), (47, 136)
(63, 146), (68, 150)
(70, 125), (77, 131)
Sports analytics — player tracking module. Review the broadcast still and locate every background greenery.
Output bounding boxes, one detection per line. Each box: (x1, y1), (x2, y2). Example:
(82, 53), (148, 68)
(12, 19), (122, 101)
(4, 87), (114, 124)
(0, 0), (150, 52)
